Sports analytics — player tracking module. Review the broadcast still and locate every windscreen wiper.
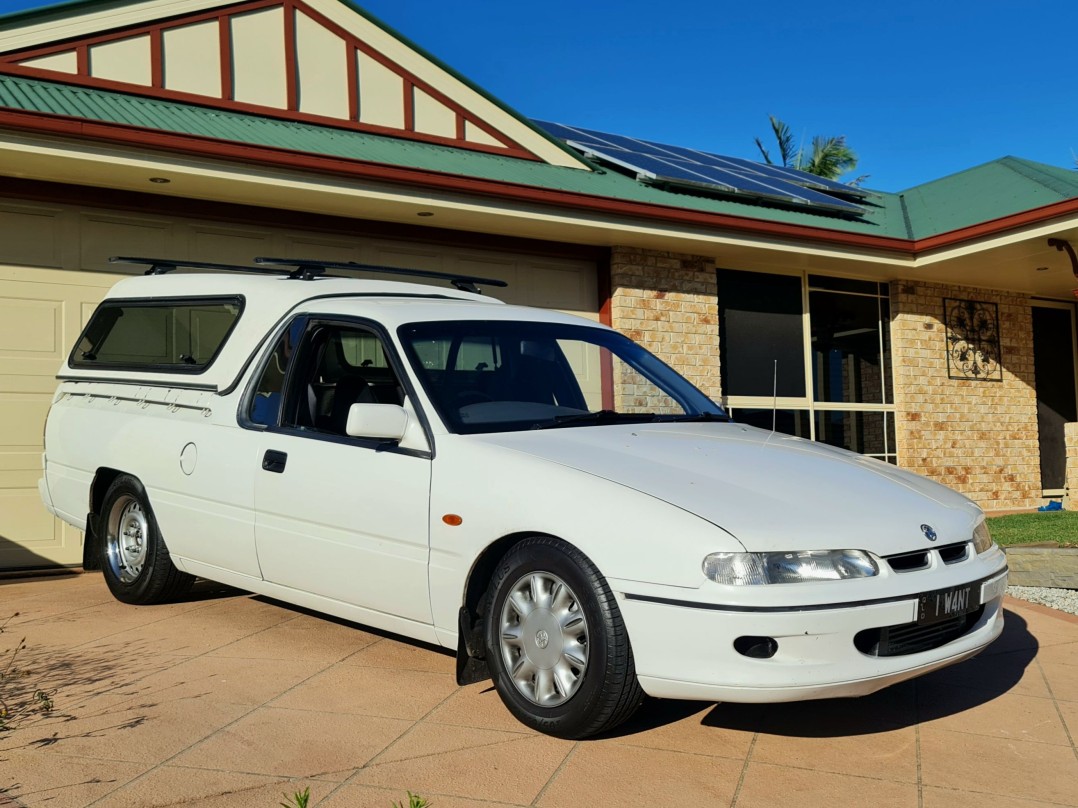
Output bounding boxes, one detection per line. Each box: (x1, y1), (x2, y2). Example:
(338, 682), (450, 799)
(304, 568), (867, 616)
(530, 410), (660, 430)
(656, 412), (730, 423)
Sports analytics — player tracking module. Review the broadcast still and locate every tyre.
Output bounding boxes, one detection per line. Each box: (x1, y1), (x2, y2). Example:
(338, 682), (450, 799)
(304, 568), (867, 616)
(99, 475), (193, 605)
(484, 536), (644, 739)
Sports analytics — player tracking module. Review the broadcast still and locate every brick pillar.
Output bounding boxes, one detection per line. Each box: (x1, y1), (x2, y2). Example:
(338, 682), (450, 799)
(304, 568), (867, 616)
(1064, 423), (1078, 510)
(608, 246), (720, 400)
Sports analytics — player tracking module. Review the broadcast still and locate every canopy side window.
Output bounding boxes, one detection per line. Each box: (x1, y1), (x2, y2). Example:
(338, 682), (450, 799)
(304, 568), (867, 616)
(70, 296), (243, 373)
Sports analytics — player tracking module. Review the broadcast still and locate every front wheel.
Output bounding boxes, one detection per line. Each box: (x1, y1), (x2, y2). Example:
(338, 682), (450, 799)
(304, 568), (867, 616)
(99, 475), (193, 604)
(484, 536), (644, 738)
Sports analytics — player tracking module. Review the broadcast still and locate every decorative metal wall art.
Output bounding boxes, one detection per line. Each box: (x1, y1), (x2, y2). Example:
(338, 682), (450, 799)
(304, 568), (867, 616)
(944, 298), (1002, 381)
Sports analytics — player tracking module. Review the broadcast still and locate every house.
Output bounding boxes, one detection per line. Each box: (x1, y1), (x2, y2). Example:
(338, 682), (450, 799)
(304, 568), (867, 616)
(2, 0), (1077, 570)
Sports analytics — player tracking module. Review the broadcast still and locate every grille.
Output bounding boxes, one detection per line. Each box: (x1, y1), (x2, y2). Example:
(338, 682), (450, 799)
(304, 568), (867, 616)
(884, 541), (971, 573)
(886, 551), (929, 572)
(854, 606), (984, 657)
(939, 544), (969, 564)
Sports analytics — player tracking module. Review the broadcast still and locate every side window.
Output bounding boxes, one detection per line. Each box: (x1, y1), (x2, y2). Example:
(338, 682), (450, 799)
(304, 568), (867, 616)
(73, 297), (243, 372)
(248, 318), (306, 427)
(281, 322), (405, 437)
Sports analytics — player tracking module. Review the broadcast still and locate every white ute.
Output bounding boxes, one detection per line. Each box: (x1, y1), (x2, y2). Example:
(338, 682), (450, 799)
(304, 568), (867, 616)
(40, 256), (1008, 738)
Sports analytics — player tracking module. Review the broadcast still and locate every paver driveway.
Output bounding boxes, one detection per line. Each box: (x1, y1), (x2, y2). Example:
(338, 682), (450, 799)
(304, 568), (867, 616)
(2, 573), (1077, 808)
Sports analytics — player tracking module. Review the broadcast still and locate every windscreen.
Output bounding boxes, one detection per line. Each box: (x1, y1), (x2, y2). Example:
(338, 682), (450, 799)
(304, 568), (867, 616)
(399, 320), (725, 434)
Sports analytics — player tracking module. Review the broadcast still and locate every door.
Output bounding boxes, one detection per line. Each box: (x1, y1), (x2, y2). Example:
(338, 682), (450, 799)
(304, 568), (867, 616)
(251, 318), (433, 623)
(1032, 304), (1078, 493)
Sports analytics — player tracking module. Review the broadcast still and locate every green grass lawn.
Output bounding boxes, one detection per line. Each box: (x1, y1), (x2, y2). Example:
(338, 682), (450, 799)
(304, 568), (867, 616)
(987, 510), (1078, 546)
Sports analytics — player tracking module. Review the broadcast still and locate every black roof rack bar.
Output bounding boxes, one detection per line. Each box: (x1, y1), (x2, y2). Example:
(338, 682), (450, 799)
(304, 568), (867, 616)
(109, 256), (511, 294)
(253, 257), (509, 294)
(109, 256), (287, 276)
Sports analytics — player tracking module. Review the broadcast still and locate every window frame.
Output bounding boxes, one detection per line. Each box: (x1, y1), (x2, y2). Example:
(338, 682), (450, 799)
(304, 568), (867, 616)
(238, 314), (436, 459)
(717, 268), (896, 462)
(68, 295), (245, 375)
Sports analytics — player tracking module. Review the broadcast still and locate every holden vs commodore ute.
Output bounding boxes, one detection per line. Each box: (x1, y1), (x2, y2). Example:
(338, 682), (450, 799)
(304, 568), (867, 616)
(38, 257), (1008, 739)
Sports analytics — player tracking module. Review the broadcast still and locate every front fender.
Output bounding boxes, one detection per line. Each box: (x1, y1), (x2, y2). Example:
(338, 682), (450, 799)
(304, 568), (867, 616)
(427, 435), (743, 632)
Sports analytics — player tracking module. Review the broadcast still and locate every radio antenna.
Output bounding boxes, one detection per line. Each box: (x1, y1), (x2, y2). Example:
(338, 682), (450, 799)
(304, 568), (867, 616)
(771, 360), (778, 435)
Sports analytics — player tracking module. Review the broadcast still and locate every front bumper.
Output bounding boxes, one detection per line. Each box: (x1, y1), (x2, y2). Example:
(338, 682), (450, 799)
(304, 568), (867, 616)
(613, 563), (1007, 703)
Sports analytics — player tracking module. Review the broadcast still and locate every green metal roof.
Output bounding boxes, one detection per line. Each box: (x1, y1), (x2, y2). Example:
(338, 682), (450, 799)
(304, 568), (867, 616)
(899, 157), (1078, 237)
(0, 74), (917, 238)
(0, 74), (1075, 242)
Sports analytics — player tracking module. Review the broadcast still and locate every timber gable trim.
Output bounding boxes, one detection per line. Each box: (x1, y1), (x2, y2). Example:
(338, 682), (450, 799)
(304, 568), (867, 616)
(0, 0), (535, 159)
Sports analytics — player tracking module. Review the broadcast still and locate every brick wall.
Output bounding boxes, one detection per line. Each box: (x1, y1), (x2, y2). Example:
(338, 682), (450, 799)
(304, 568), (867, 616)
(1064, 423), (1078, 510)
(890, 280), (1040, 511)
(609, 246), (721, 402)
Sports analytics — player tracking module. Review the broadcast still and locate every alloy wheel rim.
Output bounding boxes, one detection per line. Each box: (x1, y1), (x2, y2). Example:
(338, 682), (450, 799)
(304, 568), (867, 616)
(499, 571), (589, 707)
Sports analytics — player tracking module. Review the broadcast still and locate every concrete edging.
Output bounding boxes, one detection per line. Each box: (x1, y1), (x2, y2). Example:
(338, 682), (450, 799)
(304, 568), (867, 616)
(1003, 546), (1078, 588)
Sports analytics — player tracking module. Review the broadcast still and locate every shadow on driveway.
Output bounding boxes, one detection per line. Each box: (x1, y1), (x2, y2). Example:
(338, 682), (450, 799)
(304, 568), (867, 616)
(602, 608), (1037, 739)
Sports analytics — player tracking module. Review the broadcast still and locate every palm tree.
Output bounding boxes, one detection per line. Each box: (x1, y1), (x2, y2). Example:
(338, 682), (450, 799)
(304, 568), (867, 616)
(755, 116), (862, 184)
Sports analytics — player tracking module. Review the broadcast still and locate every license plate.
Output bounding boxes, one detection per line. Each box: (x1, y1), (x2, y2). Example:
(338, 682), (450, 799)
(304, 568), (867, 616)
(917, 583), (976, 626)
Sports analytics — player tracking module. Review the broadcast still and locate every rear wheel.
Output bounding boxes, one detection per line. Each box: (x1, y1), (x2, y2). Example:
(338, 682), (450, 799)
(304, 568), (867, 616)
(484, 536), (644, 739)
(99, 475), (193, 604)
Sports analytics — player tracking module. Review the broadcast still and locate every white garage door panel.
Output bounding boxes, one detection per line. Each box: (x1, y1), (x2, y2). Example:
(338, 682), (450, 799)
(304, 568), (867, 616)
(0, 202), (64, 268)
(0, 271), (117, 569)
(78, 213), (174, 272)
(0, 203), (597, 570)
(0, 394), (50, 446)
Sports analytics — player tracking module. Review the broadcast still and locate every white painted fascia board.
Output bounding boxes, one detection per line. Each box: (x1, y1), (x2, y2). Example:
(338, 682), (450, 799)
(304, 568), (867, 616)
(912, 215), (1078, 268)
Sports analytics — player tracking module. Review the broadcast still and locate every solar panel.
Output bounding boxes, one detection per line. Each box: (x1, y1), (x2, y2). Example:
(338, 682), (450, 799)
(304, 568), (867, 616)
(665, 146), (868, 199)
(533, 120), (868, 215)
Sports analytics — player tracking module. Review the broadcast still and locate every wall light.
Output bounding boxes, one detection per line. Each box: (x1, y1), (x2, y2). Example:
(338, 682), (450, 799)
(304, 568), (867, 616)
(1049, 238), (1078, 280)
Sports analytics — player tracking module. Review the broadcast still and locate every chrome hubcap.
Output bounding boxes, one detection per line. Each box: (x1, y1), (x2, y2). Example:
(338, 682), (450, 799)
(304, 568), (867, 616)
(106, 495), (149, 584)
(499, 572), (589, 707)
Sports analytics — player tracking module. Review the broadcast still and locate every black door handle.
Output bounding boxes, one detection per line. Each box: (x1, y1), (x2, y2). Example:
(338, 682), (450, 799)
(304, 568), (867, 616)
(262, 450), (287, 473)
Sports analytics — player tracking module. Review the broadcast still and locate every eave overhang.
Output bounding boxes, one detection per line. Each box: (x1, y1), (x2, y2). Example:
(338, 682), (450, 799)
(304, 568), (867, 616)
(3, 104), (1078, 295)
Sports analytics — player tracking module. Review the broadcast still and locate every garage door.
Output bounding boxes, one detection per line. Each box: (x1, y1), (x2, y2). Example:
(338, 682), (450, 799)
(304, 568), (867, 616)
(0, 199), (597, 570)
(0, 266), (120, 569)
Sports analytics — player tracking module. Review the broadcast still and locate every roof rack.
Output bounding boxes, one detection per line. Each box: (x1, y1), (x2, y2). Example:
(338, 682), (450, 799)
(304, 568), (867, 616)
(253, 257), (509, 294)
(109, 256), (509, 295)
(109, 256), (285, 276)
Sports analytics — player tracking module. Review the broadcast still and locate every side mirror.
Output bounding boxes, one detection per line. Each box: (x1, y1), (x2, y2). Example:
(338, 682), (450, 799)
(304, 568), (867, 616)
(345, 403), (408, 441)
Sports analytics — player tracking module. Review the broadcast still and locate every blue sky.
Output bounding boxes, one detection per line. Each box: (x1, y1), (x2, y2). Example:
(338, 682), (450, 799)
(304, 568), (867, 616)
(1, 0), (1075, 192)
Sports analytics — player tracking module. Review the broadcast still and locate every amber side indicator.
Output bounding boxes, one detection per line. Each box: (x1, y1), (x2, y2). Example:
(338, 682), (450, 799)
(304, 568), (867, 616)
(442, 514), (463, 526)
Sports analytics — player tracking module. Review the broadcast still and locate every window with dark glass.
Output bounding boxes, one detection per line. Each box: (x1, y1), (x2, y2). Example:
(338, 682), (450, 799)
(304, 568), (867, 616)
(728, 409), (811, 439)
(71, 297), (242, 372)
(717, 270), (805, 397)
(249, 317), (307, 427)
(278, 322), (405, 436)
(815, 411), (887, 455)
(718, 270), (896, 462)
(809, 290), (886, 404)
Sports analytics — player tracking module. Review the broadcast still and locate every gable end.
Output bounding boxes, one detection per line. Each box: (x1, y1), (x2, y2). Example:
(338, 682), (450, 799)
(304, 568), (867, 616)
(0, 0), (548, 160)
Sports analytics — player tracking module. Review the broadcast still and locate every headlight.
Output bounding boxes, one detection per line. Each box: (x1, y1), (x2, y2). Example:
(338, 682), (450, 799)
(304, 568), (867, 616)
(972, 520), (994, 554)
(703, 549), (878, 585)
